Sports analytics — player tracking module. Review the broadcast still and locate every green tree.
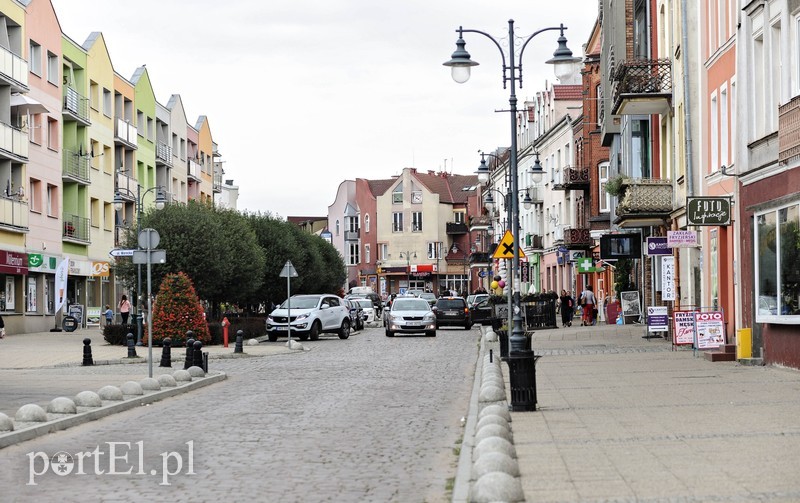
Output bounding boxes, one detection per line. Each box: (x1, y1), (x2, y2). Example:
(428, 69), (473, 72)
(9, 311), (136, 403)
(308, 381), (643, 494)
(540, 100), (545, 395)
(150, 271), (210, 345)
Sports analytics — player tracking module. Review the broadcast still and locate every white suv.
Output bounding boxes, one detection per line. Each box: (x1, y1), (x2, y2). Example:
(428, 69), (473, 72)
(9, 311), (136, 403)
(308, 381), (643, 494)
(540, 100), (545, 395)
(266, 294), (351, 342)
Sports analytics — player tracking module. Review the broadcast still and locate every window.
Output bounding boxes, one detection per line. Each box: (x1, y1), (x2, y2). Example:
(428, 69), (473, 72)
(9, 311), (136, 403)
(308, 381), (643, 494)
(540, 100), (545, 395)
(29, 179), (41, 213)
(598, 162), (610, 213)
(91, 198), (100, 228)
(103, 88), (112, 117)
(379, 243), (388, 261)
(46, 184), (57, 217)
(348, 242), (360, 265)
(47, 118), (58, 151)
(427, 242), (442, 259)
(365, 244), (371, 264)
(392, 183), (403, 203)
(393, 212), (403, 232)
(755, 203), (800, 322)
(346, 216), (359, 233)
(29, 114), (43, 145)
(29, 40), (41, 76)
(630, 118), (651, 178)
(412, 211), (423, 232)
(137, 110), (144, 136)
(364, 214), (370, 233)
(720, 85), (729, 168)
(104, 202), (113, 231)
(335, 219), (340, 236)
(46, 51), (58, 85)
(711, 92), (718, 174)
(454, 211), (465, 224)
(147, 117), (154, 141)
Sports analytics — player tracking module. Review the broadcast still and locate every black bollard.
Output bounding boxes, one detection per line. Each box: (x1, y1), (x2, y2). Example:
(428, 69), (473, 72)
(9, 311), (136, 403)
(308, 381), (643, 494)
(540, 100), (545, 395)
(160, 337), (172, 367)
(192, 340), (204, 369)
(82, 338), (94, 366)
(184, 337), (195, 370)
(126, 333), (136, 358)
(234, 330), (244, 354)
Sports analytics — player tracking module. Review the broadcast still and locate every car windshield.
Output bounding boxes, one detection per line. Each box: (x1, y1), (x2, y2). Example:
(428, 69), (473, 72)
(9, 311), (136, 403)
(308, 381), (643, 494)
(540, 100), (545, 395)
(355, 299), (372, 309)
(419, 293), (436, 300)
(280, 296), (320, 309)
(393, 299), (430, 311)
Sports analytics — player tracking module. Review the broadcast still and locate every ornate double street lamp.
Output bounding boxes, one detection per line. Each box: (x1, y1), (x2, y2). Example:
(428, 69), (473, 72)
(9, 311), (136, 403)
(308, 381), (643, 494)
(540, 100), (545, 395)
(398, 251), (417, 293)
(113, 185), (167, 346)
(445, 19), (578, 411)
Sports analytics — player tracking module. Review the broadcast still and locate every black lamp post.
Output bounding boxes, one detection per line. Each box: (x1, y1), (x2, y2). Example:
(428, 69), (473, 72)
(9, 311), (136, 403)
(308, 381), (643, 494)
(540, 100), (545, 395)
(113, 185), (167, 346)
(445, 20), (578, 354)
(399, 251), (416, 293)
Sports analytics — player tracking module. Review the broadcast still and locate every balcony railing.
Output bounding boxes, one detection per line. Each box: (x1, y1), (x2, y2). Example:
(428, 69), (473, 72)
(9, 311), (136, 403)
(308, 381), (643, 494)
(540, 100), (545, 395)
(527, 186), (543, 204)
(553, 167), (590, 191)
(344, 229), (360, 241)
(63, 150), (91, 184)
(156, 142), (173, 166)
(0, 196), (28, 231)
(563, 227), (593, 249)
(469, 252), (491, 267)
(0, 122), (28, 161)
(116, 172), (138, 200)
(525, 233), (544, 250)
(446, 222), (468, 234)
(612, 58), (672, 115)
(779, 95), (800, 164)
(616, 178), (673, 216)
(114, 117), (138, 148)
(0, 46), (28, 91)
(188, 159), (202, 181)
(63, 214), (90, 243)
(63, 87), (90, 125)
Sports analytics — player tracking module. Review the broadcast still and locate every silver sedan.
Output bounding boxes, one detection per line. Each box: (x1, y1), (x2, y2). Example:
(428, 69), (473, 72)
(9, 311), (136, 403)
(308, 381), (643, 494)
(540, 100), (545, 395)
(385, 297), (437, 337)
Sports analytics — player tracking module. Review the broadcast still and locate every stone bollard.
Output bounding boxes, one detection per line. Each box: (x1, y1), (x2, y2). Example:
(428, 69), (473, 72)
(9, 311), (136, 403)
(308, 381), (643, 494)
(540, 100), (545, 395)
(192, 340), (203, 369)
(82, 338), (94, 366)
(126, 333), (136, 358)
(160, 337), (172, 367)
(183, 337), (195, 370)
(234, 330), (244, 354)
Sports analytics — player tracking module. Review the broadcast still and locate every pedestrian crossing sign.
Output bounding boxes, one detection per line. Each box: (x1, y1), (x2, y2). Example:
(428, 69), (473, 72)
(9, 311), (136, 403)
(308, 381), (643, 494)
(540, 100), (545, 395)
(492, 230), (526, 259)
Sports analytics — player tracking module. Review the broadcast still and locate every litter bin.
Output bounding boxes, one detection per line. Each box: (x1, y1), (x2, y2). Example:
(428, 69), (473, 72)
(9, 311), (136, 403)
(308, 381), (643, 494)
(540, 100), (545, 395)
(506, 350), (540, 411)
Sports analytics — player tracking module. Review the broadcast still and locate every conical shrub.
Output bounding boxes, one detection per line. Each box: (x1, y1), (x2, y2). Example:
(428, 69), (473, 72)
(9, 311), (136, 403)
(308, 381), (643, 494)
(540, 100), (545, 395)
(150, 272), (210, 345)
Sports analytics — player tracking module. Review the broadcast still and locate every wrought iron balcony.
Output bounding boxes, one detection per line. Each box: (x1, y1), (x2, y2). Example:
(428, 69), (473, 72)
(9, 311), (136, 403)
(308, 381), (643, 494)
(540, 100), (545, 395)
(612, 59), (672, 116)
(563, 227), (593, 249)
(446, 221), (468, 234)
(552, 166), (590, 191)
(779, 95), (800, 164)
(615, 178), (673, 226)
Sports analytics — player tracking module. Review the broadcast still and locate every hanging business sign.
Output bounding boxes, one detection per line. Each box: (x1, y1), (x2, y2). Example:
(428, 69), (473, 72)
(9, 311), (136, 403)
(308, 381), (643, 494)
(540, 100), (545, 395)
(667, 230), (699, 247)
(686, 197), (731, 226)
(661, 255), (675, 301)
(645, 237), (671, 256)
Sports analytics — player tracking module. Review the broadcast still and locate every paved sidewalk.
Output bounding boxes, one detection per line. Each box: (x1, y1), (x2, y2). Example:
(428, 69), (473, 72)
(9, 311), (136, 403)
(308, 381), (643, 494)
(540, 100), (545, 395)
(496, 322), (800, 502)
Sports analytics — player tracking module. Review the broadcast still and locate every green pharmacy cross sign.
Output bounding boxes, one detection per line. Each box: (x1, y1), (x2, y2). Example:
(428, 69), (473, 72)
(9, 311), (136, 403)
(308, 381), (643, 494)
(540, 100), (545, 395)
(686, 197), (731, 226)
(577, 257), (594, 273)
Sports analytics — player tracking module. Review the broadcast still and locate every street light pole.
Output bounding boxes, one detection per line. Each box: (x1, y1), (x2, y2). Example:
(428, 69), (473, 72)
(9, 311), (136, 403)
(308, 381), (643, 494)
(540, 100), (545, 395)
(399, 251), (416, 294)
(445, 20), (578, 353)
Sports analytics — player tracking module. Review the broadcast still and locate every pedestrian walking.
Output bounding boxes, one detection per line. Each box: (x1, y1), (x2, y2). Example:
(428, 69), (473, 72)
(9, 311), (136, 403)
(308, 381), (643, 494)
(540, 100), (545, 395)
(104, 304), (114, 326)
(559, 289), (574, 327)
(118, 295), (131, 325)
(579, 285), (596, 326)
(0, 313), (4, 339)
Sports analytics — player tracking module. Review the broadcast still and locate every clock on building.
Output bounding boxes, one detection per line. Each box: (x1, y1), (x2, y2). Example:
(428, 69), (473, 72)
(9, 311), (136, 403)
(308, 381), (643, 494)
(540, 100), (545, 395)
(412, 192), (422, 204)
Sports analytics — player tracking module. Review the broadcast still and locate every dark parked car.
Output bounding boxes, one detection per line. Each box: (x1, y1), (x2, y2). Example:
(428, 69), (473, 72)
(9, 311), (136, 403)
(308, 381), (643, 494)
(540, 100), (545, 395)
(343, 298), (364, 331)
(469, 299), (494, 325)
(433, 297), (472, 330)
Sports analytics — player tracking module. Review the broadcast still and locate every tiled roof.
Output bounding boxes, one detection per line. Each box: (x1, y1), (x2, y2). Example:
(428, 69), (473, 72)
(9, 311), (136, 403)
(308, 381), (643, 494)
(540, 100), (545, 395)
(366, 178), (396, 196)
(287, 216), (326, 224)
(413, 172), (479, 204)
(553, 85), (583, 100)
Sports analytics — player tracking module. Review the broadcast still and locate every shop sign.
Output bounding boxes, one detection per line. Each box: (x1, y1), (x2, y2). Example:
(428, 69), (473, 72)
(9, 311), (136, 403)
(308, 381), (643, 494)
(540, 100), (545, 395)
(646, 237), (671, 256)
(667, 230), (699, 247)
(28, 253), (58, 273)
(92, 261), (110, 277)
(686, 197), (731, 226)
(0, 250), (28, 275)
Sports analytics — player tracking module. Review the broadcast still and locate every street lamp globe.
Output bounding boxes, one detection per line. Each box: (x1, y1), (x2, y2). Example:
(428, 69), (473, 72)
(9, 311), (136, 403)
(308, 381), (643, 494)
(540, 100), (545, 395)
(546, 26), (582, 82)
(483, 192), (495, 212)
(522, 189), (533, 210)
(475, 156), (490, 186)
(443, 34), (479, 84)
(529, 154), (544, 184)
(113, 191), (124, 212)
(154, 190), (167, 210)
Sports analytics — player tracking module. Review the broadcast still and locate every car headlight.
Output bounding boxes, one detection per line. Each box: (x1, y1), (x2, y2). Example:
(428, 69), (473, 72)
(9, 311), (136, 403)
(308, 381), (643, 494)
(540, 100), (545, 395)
(390, 314), (403, 322)
(295, 313), (309, 321)
(267, 316), (275, 322)
(424, 313), (435, 322)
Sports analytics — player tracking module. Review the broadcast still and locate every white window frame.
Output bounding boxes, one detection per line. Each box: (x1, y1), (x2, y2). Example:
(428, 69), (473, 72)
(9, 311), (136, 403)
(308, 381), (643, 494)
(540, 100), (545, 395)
(598, 162), (610, 213)
(379, 243), (388, 261)
(348, 242), (360, 265)
(720, 84), (729, 169)
(365, 244), (371, 264)
(412, 211), (423, 232)
(392, 212), (403, 232)
(29, 40), (41, 76)
(711, 91), (719, 173)
(754, 202), (800, 324)
(46, 51), (58, 85)
(364, 214), (370, 233)
(427, 241), (442, 259)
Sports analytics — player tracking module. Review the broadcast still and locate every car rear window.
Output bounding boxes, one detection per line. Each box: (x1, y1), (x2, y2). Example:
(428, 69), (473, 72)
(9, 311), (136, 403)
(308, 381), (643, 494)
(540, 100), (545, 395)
(437, 299), (466, 309)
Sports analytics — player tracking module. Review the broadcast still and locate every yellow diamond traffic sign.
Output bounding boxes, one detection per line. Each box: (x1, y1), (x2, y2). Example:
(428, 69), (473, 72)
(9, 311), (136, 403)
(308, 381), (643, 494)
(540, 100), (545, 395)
(492, 230), (527, 259)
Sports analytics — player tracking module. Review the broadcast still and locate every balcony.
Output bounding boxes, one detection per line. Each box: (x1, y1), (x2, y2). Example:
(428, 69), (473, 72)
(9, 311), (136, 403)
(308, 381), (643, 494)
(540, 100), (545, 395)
(0, 46), (28, 92)
(116, 172), (138, 200)
(188, 159), (202, 182)
(63, 87), (91, 125)
(63, 150), (91, 184)
(469, 215), (491, 231)
(527, 186), (543, 204)
(156, 142), (173, 167)
(552, 167), (590, 191)
(446, 222), (468, 234)
(469, 251), (491, 268)
(615, 178), (673, 228)
(63, 214), (90, 244)
(0, 122), (28, 162)
(213, 170), (223, 193)
(525, 233), (544, 250)
(114, 117), (138, 149)
(0, 196), (28, 232)
(779, 95), (800, 164)
(344, 229), (360, 241)
(562, 227), (593, 249)
(611, 59), (672, 116)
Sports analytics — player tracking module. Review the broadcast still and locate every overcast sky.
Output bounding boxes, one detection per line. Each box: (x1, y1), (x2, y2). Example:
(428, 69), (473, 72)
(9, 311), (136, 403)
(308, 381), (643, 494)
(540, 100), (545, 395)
(51, 0), (597, 218)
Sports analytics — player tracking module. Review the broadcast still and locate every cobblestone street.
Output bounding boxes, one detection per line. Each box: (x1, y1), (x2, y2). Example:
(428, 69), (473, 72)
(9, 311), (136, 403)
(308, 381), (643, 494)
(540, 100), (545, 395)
(0, 327), (480, 502)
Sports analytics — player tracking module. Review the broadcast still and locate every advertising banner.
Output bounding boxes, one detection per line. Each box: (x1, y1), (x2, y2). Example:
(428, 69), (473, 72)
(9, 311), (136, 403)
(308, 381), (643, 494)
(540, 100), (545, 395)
(667, 230), (699, 247)
(695, 311), (726, 349)
(661, 256), (676, 301)
(54, 258), (69, 314)
(646, 237), (671, 256)
(647, 306), (669, 332)
(673, 311), (695, 345)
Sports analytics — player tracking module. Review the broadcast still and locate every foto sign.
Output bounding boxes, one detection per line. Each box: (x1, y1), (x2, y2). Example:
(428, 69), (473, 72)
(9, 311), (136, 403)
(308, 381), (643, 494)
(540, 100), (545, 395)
(686, 197), (731, 226)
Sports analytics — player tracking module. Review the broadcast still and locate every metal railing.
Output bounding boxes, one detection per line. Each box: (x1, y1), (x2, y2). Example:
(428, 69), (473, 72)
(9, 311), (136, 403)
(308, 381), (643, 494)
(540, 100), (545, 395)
(64, 87), (90, 123)
(63, 214), (90, 242)
(63, 150), (91, 183)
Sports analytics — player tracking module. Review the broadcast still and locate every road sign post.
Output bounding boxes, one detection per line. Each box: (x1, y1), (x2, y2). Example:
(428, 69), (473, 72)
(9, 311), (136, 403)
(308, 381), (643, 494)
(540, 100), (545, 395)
(134, 228), (166, 378)
(279, 261), (298, 344)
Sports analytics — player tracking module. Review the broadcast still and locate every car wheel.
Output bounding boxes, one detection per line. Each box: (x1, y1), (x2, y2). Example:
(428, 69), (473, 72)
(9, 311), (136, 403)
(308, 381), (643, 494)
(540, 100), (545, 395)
(267, 333), (278, 342)
(338, 319), (350, 339)
(426, 330), (436, 337)
(309, 321), (321, 341)
(385, 329), (394, 337)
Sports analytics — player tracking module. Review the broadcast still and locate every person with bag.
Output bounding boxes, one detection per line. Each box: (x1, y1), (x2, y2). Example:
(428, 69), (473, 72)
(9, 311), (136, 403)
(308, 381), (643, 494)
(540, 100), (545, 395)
(118, 295), (131, 325)
(559, 289), (574, 327)
(579, 285), (596, 326)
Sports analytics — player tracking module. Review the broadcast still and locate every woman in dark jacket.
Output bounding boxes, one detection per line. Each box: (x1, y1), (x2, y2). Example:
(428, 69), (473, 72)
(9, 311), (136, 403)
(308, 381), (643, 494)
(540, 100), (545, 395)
(559, 289), (574, 327)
